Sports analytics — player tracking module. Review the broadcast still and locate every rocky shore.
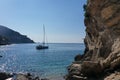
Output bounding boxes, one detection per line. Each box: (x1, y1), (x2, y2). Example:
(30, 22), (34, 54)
(0, 72), (49, 80)
(66, 0), (120, 80)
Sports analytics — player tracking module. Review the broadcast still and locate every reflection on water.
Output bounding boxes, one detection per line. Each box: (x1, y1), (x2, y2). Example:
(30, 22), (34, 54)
(0, 43), (85, 79)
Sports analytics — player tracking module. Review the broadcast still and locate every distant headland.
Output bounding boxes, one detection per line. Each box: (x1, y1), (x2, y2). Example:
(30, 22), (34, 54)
(0, 25), (34, 45)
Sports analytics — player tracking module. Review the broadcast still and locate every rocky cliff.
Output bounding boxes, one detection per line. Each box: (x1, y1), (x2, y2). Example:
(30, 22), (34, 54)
(66, 0), (120, 80)
(0, 25), (34, 44)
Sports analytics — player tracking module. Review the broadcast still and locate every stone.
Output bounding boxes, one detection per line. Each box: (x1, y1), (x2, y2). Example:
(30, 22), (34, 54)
(71, 75), (87, 80)
(16, 74), (29, 80)
(104, 72), (120, 80)
(0, 72), (13, 80)
(81, 61), (102, 77)
(74, 54), (83, 61)
(41, 78), (49, 80)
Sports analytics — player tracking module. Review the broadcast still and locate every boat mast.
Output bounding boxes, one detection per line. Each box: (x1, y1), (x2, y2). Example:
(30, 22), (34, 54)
(43, 24), (45, 45)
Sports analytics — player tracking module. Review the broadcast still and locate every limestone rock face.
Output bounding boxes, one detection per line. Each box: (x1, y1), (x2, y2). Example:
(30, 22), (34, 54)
(66, 0), (120, 80)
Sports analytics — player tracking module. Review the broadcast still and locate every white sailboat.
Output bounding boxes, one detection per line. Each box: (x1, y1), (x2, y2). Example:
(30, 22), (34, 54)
(36, 25), (49, 50)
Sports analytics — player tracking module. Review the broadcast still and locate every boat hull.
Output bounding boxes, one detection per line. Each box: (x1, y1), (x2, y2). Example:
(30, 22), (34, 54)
(36, 45), (48, 50)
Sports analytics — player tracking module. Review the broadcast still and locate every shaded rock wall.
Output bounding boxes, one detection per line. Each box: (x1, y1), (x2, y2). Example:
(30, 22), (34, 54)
(66, 0), (120, 80)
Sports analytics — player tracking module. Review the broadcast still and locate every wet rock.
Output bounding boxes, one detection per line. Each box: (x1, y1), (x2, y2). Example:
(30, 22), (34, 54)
(0, 72), (43, 80)
(41, 78), (49, 80)
(0, 72), (13, 80)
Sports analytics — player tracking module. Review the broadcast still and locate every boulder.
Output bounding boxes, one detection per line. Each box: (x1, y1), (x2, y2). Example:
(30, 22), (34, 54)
(74, 54), (83, 61)
(0, 72), (13, 80)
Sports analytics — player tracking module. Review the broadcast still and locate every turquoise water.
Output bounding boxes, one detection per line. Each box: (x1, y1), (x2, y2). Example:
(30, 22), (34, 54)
(0, 43), (85, 80)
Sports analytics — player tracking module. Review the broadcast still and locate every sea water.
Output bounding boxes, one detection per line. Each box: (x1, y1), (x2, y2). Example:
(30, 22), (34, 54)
(0, 43), (85, 80)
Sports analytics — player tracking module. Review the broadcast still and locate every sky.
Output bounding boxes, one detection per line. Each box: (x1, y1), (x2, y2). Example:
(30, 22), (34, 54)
(0, 0), (86, 43)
